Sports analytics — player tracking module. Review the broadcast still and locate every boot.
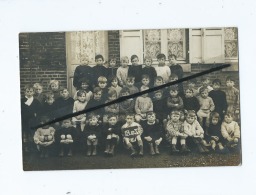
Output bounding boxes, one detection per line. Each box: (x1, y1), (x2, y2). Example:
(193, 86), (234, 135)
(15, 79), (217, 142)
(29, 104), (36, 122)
(149, 143), (155, 155)
(171, 144), (179, 153)
(92, 145), (97, 156)
(138, 140), (144, 156)
(108, 145), (115, 156)
(87, 145), (92, 156)
(130, 145), (136, 157)
(155, 144), (160, 155)
(201, 144), (209, 153)
(104, 144), (110, 154)
(67, 148), (73, 157)
(181, 144), (190, 153)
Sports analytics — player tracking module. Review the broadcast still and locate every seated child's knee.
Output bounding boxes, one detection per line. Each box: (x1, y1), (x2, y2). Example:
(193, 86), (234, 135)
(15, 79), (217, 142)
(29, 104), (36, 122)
(234, 138), (239, 143)
(39, 136), (45, 142)
(66, 134), (72, 140)
(60, 135), (66, 140)
(135, 115), (141, 122)
(47, 135), (53, 141)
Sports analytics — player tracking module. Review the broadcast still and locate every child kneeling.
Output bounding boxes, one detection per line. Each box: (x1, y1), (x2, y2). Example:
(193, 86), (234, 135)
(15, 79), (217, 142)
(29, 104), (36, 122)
(121, 113), (144, 157)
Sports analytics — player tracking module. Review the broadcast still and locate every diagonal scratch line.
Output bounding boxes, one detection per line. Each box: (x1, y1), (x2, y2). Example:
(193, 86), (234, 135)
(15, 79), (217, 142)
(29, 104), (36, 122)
(34, 64), (230, 128)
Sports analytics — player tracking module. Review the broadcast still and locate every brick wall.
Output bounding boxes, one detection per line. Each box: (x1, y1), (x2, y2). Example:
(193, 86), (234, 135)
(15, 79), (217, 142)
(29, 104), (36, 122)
(19, 32), (66, 95)
(108, 31), (120, 63)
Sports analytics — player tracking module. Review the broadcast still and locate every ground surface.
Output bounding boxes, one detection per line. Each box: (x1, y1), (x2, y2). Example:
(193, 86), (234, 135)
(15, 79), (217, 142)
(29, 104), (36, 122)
(23, 146), (241, 171)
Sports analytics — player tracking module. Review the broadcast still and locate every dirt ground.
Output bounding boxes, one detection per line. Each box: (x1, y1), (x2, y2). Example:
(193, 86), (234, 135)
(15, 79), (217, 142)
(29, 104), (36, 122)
(23, 146), (241, 171)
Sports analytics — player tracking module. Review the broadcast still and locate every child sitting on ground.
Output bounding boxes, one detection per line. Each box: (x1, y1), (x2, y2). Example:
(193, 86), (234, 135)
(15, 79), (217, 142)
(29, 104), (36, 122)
(33, 116), (55, 158)
(82, 113), (102, 156)
(103, 114), (121, 156)
(116, 56), (129, 87)
(33, 83), (45, 104)
(55, 118), (78, 157)
(142, 112), (163, 155)
(166, 110), (189, 153)
(135, 86), (153, 122)
(183, 110), (209, 153)
(121, 113), (144, 157)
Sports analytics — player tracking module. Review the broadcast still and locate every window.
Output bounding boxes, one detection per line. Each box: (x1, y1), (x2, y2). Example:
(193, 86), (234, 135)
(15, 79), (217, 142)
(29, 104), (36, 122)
(224, 27), (238, 61)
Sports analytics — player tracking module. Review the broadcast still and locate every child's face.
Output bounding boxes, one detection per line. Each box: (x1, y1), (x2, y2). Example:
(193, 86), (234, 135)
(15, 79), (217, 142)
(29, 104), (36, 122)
(200, 90), (208, 98)
(126, 79), (134, 87)
(78, 93), (86, 102)
(81, 82), (89, 90)
(46, 97), (54, 105)
(185, 89), (193, 98)
(35, 87), (43, 94)
(61, 89), (69, 99)
(25, 88), (34, 98)
(211, 117), (219, 125)
(94, 91), (102, 100)
(96, 58), (104, 65)
(169, 56), (176, 65)
(157, 57), (166, 66)
(126, 115), (134, 125)
(109, 60), (116, 67)
(51, 83), (59, 91)
(171, 114), (180, 122)
(131, 57), (139, 65)
(81, 58), (89, 65)
(188, 82), (195, 88)
(121, 59), (129, 67)
(145, 59), (152, 67)
(154, 92), (162, 100)
(142, 78), (150, 86)
(98, 82), (107, 89)
(170, 90), (178, 97)
(108, 117), (117, 126)
(226, 80), (235, 88)
(109, 94), (117, 101)
(155, 79), (163, 86)
(202, 79), (210, 86)
(89, 117), (98, 125)
(212, 83), (220, 91)
(62, 120), (71, 128)
(111, 79), (118, 87)
(147, 114), (156, 123)
(224, 115), (233, 123)
(141, 93), (148, 98)
(186, 116), (196, 124)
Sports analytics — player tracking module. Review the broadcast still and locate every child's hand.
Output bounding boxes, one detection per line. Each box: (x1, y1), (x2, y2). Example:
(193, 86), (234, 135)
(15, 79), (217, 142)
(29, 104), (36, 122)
(107, 135), (112, 140)
(76, 115), (83, 120)
(112, 134), (117, 138)
(88, 135), (93, 140)
(144, 136), (152, 141)
(234, 138), (239, 143)
(227, 137), (233, 142)
(211, 136), (219, 141)
(235, 109), (240, 114)
(155, 139), (161, 145)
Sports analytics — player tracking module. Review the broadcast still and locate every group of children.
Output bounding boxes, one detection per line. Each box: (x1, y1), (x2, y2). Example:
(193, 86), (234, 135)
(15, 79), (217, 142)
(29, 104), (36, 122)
(21, 53), (241, 158)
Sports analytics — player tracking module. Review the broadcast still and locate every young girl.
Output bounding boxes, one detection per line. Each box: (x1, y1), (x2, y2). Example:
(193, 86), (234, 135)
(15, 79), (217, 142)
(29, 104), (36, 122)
(108, 75), (122, 97)
(97, 76), (108, 101)
(48, 80), (61, 100)
(104, 89), (119, 123)
(82, 113), (102, 156)
(33, 116), (55, 158)
(33, 83), (45, 104)
(72, 90), (88, 132)
(74, 78), (93, 102)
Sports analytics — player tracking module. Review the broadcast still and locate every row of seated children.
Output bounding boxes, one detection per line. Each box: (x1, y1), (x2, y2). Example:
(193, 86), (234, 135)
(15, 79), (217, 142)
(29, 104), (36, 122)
(33, 108), (240, 158)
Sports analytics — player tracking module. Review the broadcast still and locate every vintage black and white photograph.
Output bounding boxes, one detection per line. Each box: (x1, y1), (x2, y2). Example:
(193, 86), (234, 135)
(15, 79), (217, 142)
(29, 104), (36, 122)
(20, 28), (241, 171)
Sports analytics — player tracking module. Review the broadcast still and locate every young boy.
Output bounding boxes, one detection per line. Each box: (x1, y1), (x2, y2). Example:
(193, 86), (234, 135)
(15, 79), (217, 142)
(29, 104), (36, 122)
(21, 85), (42, 153)
(82, 113), (102, 156)
(121, 113), (143, 157)
(142, 56), (157, 87)
(166, 110), (189, 153)
(116, 56), (129, 87)
(55, 118), (78, 157)
(169, 54), (184, 93)
(221, 113), (240, 149)
(142, 112), (163, 155)
(48, 80), (61, 100)
(166, 86), (184, 114)
(119, 87), (135, 122)
(73, 56), (93, 89)
(41, 92), (58, 122)
(135, 86), (153, 122)
(183, 88), (200, 113)
(108, 75), (122, 97)
(128, 55), (142, 86)
(33, 116), (55, 158)
(103, 114), (121, 156)
(183, 110), (209, 153)
(187, 79), (199, 97)
(97, 76), (108, 101)
(225, 76), (240, 119)
(140, 74), (151, 89)
(197, 76), (213, 94)
(154, 53), (171, 84)
(92, 54), (108, 87)
(126, 76), (139, 95)
(33, 83), (45, 104)
(152, 90), (166, 122)
(104, 89), (119, 123)
(107, 57), (118, 79)
(209, 79), (228, 119)
(73, 78), (93, 101)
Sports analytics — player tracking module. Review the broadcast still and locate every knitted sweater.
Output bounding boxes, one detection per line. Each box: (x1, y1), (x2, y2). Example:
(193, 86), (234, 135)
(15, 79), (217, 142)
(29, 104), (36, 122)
(34, 126), (55, 144)
(183, 120), (204, 137)
(221, 121), (240, 139)
(154, 66), (171, 83)
(135, 96), (153, 114)
(197, 96), (215, 112)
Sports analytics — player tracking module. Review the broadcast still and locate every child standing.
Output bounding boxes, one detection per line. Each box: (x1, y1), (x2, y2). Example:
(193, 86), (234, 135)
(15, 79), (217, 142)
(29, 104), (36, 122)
(183, 110), (209, 153)
(141, 56), (157, 87)
(103, 114), (121, 156)
(128, 55), (142, 86)
(154, 53), (171, 84)
(48, 80), (61, 100)
(108, 75), (122, 97)
(82, 113), (102, 156)
(107, 57), (118, 79)
(121, 113), (144, 157)
(209, 79), (228, 119)
(166, 111), (189, 153)
(197, 87), (215, 128)
(116, 56), (129, 87)
(33, 83), (45, 104)
(55, 118), (78, 157)
(92, 54), (108, 87)
(142, 112), (163, 155)
(33, 116), (55, 158)
(135, 86), (153, 122)
(73, 56), (93, 89)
